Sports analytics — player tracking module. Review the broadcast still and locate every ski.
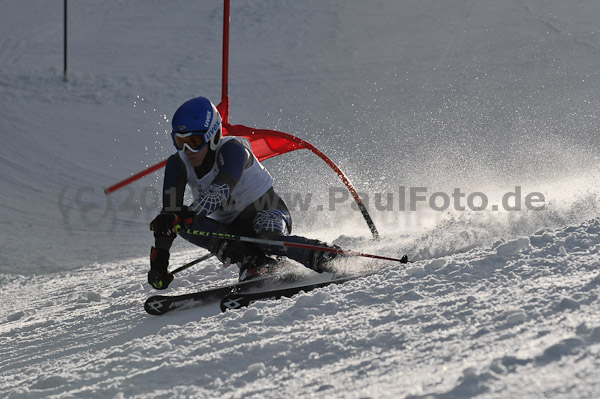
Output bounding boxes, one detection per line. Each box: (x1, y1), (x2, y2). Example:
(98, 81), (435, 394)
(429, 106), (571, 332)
(144, 277), (266, 315)
(219, 271), (378, 312)
(144, 266), (302, 315)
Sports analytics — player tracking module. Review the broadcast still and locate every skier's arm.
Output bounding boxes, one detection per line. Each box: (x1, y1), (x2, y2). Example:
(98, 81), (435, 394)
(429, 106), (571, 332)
(151, 155), (189, 248)
(148, 154), (189, 290)
(162, 154), (188, 213)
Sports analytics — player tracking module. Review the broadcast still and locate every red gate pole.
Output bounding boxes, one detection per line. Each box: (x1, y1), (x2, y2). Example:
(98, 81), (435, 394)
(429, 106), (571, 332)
(220, 0), (230, 123)
(104, 159), (167, 194)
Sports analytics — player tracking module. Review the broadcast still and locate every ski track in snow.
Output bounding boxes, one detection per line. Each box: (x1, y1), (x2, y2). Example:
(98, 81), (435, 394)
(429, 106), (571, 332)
(2, 0), (600, 398)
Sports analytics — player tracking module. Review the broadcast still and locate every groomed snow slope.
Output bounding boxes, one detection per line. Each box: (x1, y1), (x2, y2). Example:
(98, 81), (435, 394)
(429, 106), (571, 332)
(1, 0), (600, 398)
(2, 220), (600, 398)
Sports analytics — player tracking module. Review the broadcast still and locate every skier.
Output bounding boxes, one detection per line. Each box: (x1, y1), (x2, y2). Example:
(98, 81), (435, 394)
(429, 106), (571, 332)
(148, 96), (338, 289)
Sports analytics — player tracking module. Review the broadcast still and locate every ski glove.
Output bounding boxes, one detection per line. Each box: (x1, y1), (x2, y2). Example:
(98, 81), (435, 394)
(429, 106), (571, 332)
(150, 210), (194, 237)
(148, 247), (173, 290)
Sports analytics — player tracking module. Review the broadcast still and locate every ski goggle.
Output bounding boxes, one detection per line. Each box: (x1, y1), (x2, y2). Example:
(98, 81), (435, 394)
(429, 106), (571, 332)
(171, 119), (221, 152)
(171, 131), (209, 152)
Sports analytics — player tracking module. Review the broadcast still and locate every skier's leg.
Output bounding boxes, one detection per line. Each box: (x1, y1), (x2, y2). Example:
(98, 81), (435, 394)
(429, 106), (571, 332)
(262, 234), (340, 273)
(178, 217), (261, 268)
(251, 208), (338, 273)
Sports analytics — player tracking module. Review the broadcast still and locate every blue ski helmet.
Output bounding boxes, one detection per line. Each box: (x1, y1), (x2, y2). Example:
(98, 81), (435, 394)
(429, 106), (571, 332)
(171, 97), (222, 151)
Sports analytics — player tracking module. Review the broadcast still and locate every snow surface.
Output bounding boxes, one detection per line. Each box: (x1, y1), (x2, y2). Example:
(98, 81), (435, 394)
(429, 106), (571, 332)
(1, 0), (600, 398)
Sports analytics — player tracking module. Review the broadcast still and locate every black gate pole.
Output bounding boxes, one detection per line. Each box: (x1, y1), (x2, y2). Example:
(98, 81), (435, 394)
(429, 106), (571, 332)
(63, 0), (68, 82)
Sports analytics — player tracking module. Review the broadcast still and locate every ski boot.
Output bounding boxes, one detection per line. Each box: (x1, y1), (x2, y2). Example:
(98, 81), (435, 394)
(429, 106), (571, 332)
(238, 256), (281, 282)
